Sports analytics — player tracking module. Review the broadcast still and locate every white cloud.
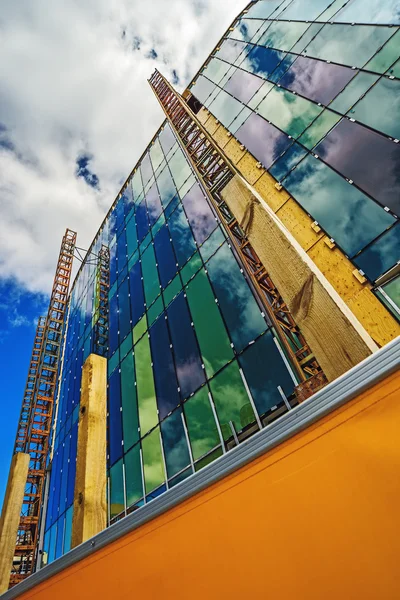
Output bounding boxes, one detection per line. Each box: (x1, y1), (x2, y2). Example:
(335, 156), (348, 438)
(0, 0), (246, 294)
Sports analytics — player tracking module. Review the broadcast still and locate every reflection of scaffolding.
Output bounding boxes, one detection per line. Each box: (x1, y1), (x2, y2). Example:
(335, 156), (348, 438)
(92, 245), (110, 357)
(10, 229), (76, 588)
(149, 70), (327, 395)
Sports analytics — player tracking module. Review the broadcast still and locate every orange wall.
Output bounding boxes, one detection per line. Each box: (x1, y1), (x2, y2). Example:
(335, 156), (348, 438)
(14, 371), (400, 600)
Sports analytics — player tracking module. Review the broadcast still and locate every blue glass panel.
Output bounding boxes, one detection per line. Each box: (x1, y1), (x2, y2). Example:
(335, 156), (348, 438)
(66, 422), (78, 508)
(146, 182), (163, 225)
(108, 293), (119, 357)
(109, 243), (117, 287)
(160, 409), (191, 479)
(269, 142), (307, 181)
(167, 293), (206, 398)
(135, 199), (150, 243)
(128, 261), (145, 327)
(149, 316), (180, 420)
(116, 230), (127, 269)
(126, 214), (138, 257)
(118, 279), (131, 341)
(354, 224), (400, 281)
(168, 204), (197, 266)
(241, 46), (285, 79)
(108, 369), (123, 466)
(283, 155), (395, 257)
(164, 195), (180, 219)
(207, 243), (267, 351)
(236, 113), (292, 169)
(154, 225), (178, 288)
(182, 184), (217, 245)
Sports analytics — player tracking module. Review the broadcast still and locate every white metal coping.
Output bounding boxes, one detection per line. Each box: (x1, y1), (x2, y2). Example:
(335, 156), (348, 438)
(3, 336), (400, 600)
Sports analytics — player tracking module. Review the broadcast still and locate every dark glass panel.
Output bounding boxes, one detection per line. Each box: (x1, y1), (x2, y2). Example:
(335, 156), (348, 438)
(118, 279), (131, 342)
(167, 292), (206, 398)
(121, 352), (139, 452)
(156, 166), (177, 208)
(206, 243), (267, 351)
(279, 56), (356, 106)
(316, 119), (400, 214)
(149, 316), (180, 420)
(124, 444), (143, 506)
(108, 293), (119, 357)
(140, 153), (153, 187)
(145, 182), (162, 226)
(160, 409), (191, 479)
(168, 204), (197, 267)
(128, 261), (145, 327)
(354, 224), (400, 281)
(135, 199), (150, 243)
(269, 53), (297, 83)
(349, 77), (400, 140)
(240, 45), (285, 79)
(182, 183), (216, 245)
(184, 386), (220, 461)
(216, 39), (249, 64)
(236, 113), (292, 169)
(191, 75), (216, 104)
(159, 124), (176, 156)
(239, 331), (295, 415)
(154, 225), (178, 289)
(283, 155), (395, 257)
(110, 459), (124, 519)
(269, 142), (307, 181)
(108, 369), (123, 465)
(224, 68), (264, 104)
(209, 361), (255, 440)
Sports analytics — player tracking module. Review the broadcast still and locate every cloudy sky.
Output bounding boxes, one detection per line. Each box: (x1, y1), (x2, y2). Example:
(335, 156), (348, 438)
(0, 0), (246, 503)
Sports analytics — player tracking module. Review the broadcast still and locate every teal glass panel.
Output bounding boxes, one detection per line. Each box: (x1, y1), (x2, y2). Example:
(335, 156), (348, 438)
(349, 78), (400, 139)
(128, 249), (139, 271)
(63, 506), (73, 554)
(291, 23), (324, 54)
(141, 244), (160, 307)
(257, 88), (322, 139)
(318, 0), (350, 21)
(184, 386), (220, 461)
(181, 252), (202, 285)
(333, 0), (400, 24)
(126, 215), (138, 257)
(160, 410), (191, 479)
(228, 18), (267, 44)
(124, 444), (143, 506)
(168, 148), (192, 190)
(110, 459), (124, 518)
(152, 213), (165, 238)
(257, 20), (310, 52)
(121, 352), (139, 451)
(150, 139), (164, 172)
(163, 274), (182, 307)
(365, 30), (400, 74)
(120, 333), (132, 361)
(239, 331), (295, 415)
(305, 24), (393, 68)
(278, 0), (332, 22)
(147, 295), (164, 325)
(330, 72), (379, 114)
(48, 523), (57, 563)
(298, 111), (341, 149)
(378, 276), (400, 317)
(135, 334), (158, 435)
(139, 232), (152, 254)
(141, 429), (166, 494)
(186, 269), (234, 377)
(209, 361), (256, 440)
(207, 243), (267, 351)
(200, 227), (226, 263)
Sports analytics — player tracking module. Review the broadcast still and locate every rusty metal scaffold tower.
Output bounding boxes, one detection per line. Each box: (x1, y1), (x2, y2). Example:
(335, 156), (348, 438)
(149, 70), (327, 396)
(10, 229), (76, 587)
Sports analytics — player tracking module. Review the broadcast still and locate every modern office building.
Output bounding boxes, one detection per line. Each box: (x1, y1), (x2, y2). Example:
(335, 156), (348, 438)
(1, 0), (399, 595)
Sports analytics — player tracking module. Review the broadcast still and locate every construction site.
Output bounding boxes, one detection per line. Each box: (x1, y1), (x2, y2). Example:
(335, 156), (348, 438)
(0, 0), (399, 598)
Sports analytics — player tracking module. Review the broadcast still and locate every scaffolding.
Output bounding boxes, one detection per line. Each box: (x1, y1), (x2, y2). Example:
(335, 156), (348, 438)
(149, 70), (327, 395)
(92, 245), (110, 357)
(9, 229), (76, 587)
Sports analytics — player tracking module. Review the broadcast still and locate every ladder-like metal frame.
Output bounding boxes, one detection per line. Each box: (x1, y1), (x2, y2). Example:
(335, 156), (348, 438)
(10, 229), (76, 587)
(92, 245), (110, 357)
(149, 69), (327, 395)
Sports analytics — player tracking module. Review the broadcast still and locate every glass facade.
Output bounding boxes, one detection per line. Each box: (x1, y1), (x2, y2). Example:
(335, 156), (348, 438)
(42, 0), (400, 563)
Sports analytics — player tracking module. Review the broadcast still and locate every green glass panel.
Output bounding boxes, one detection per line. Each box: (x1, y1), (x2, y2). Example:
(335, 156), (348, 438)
(139, 232), (152, 254)
(108, 349), (119, 377)
(121, 352), (139, 451)
(186, 269), (234, 377)
(147, 295), (164, 326)
(141, 244), (160, 307)
(381, 276), (400, 312)
(151, 213), (165, 238)
(133, 315), (147, 344)
(178, 174), (196, 199)
(149, 139), (164, 172)
(141, 429), (165, 494)
(181, 252), (203, 285)
(124, 444), (143, 506)
(330, 72), (379, 114)
(168, 148), (192, 191)
(135, 335), (158, 435)
(194, 447), (223, 471)
(390, 59), (400, 78)
(257, 88), (322, 139)
(365, 30), (400, 74)
(126, 216), (138, 257)
(132, 170), (143, 204)
(110, 459), (124, 518)
(200, 227), (226, 263)
(128, 249), (139, 271)
(209, 361), (255, 439)
(120, 333), (133, 361)
(349, 77), (400, 139)
(163, 274), (182, 307)
(298, 111), (341, 149)
(184, 386), (220, 461)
